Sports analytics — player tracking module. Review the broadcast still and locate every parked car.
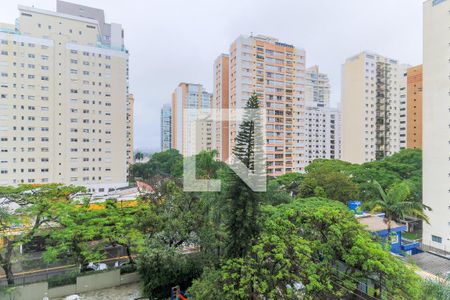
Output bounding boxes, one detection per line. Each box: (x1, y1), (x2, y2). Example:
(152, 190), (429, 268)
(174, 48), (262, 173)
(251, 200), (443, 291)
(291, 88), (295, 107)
(84, 262), (108, 272)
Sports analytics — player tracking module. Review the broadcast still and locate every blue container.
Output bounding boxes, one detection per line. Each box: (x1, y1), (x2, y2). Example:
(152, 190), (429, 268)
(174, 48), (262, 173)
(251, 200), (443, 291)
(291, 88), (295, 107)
(348, 200), (364, 215)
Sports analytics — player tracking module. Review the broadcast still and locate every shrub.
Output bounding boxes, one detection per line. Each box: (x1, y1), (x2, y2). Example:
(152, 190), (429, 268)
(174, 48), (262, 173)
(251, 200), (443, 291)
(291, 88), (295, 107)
(48, 272), (78, 288)
(120, 263), (137, 274)
(138, 247), (203, 299)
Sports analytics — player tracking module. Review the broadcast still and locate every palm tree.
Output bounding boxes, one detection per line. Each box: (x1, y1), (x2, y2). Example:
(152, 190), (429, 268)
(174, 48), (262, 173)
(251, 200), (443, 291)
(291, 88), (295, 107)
(369, 180), (431, 244)
(134, 151), (144, 162)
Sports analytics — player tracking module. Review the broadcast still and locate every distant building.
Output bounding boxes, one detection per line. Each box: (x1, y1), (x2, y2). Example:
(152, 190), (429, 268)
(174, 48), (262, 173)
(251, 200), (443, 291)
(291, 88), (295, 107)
(221, 34), (306, 175)
(406, 65), (422, 149)
(213, 54), (230, 161)
(305, 65), (330, 108)
(160, 104), (172, 151)
(304, 66), (341, 163)
(171, 83), (213, 157)
(341, 52), (408, 163)
(0, 1), (130, 193)
(423, 0), (450, 255)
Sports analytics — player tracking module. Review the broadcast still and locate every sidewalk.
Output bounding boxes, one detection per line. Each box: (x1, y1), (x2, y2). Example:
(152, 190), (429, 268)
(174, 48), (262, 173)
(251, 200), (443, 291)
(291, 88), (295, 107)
(53, 282), (142, 300)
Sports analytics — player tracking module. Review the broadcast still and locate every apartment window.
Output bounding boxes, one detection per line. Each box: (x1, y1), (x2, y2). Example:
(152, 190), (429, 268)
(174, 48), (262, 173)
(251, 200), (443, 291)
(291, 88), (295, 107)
(431, 235), (442, 243)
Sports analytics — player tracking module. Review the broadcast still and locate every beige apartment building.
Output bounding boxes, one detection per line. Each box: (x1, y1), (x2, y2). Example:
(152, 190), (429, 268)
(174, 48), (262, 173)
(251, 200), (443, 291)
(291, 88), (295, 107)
(423, 0), (450, 254)
(126, 94), (135, 165)
(171, 82), (213, 157)
(341, 52), (408, 163)
(406, 65), (422, 149)
(219, 34), (306, 175)
(213, 54), (230, 161)
(0, 1), (131, 193)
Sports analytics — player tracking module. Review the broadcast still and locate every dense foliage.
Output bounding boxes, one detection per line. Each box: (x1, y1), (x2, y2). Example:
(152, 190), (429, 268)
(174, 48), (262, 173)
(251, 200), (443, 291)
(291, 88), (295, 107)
(0, 97), (436, 298)
(275, 148), (423, 206)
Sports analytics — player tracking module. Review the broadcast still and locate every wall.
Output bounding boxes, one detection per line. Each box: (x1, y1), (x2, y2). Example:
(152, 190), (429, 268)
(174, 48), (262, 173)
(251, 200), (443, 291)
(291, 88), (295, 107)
(4, 270), (139, 300)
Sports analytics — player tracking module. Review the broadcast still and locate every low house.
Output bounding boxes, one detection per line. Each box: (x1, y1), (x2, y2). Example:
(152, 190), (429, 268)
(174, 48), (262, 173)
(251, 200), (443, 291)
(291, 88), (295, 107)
(348, 201), (421, 256)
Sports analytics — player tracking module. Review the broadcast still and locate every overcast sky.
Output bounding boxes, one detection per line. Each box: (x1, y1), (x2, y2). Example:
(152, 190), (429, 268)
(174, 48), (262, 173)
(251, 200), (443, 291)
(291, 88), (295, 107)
(1, 0), (423, 151)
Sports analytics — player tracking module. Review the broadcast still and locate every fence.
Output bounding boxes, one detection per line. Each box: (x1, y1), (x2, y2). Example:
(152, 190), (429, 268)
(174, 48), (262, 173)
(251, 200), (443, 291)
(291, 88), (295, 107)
(0, 269), (140, 300)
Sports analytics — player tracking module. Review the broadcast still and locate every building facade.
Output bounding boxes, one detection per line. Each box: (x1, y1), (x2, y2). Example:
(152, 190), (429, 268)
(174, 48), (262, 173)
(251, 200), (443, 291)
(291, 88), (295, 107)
(341, 52), (408, 163)
(0, 1), (130, 193)
(171, 83), (213, 157)
(160, 103), (172, 151)
(225, 34), (306, 175)
(126, 93), (134, 166)
(304, 66), (341, 163)
(305, 65), (330, 108)
(213, 54), (230, 161)
(423, 0), (450, 254)
(406, 65), (422, 149)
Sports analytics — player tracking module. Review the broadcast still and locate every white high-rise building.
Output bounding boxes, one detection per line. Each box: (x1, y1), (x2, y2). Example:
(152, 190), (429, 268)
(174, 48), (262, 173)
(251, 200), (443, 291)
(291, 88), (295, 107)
(0, 1), (130, 193)
(423, 0), (450, 254)
(304, 66), (341, 163)
(341, 52), (408, 163)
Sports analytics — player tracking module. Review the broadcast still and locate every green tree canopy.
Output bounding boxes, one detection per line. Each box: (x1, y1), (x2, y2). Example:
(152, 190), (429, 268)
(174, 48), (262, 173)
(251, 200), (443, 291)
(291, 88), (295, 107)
(0, 184), (83, 285)
(217, 198), (423, 299)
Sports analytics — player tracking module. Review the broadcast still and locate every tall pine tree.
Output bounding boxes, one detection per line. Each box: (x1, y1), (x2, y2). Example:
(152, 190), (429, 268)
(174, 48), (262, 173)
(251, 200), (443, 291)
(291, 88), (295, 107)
(223, 93), (263, 259)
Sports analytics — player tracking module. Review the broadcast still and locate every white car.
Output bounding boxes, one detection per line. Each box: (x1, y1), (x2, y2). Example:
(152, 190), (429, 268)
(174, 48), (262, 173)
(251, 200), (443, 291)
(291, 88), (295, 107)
(85, 262), (108, 271)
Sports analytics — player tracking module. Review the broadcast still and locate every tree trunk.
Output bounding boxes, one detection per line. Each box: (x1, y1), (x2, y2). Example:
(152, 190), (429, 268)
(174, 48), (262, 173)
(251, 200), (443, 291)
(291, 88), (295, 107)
(3, 262), (14, 286)
(125, 244), (135, 264)
(386, 219), (392, 247)
(1, 242), (15, 286)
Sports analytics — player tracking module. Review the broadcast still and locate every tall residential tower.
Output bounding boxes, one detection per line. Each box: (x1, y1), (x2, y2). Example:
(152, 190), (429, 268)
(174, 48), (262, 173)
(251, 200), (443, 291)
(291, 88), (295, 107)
(0, 1), (130, 193)
(171, 83), (213, 157)
(341, 52), (408, 163)
(406, 65), (422, 149)
(304, 66), (341, 163)
(226, 34), (306, 175)
(423, 0), (450, 254)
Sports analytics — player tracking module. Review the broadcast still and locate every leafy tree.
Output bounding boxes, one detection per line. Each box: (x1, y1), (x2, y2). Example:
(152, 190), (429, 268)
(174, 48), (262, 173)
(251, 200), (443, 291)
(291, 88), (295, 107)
(188, 267), (225, 299)
(420, 274), (450, 300)
(274, 172), (304, 197)
(223, 93), (262, 259)
(43, 199), (109, 271)
(129, 149), (183, 181)
(149, 180), (204, 248)
(369, 180), (431, 242)
(260, 178), (292, 206)
(0, 184), (82, 285)
(138, 243), (203, 299)
(195, 150), (223, 181)
(134, 151), (144, 161)
(99, 199), (146, 265)
(217, 198), (423, 299)
(299, 166), (358, 203)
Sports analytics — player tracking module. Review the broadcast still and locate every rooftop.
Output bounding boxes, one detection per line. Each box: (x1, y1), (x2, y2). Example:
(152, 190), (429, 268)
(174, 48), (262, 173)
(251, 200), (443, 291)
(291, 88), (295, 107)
(357, 214), (406, 232)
